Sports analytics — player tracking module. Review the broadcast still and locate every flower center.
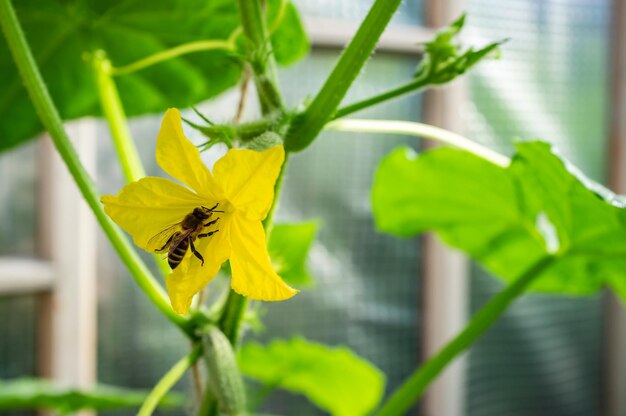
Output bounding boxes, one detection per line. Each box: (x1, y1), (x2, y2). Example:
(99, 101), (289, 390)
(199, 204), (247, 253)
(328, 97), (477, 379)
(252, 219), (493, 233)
(216, 199), (235, 215)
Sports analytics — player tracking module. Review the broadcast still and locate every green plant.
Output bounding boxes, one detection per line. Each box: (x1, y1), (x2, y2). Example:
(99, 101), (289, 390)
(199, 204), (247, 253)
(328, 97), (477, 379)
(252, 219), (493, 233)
(1, 0), (617, 415)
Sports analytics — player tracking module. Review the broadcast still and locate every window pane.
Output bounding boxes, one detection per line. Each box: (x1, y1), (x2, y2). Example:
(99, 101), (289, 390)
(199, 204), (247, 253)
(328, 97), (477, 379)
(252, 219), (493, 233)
(465, 1), (609, 415)
(0, 295), (38, 416)
(293, 0), (423, 26)
(0, 141), (38, 257)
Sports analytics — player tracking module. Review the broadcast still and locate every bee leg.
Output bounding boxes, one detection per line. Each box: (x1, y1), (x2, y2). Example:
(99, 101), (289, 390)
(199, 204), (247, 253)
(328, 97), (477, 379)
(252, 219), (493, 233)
(189, 238), (204, 266)
(155, 234), (174, 252)
(204, 218), (219, 227)
(198, 230), (218, 239)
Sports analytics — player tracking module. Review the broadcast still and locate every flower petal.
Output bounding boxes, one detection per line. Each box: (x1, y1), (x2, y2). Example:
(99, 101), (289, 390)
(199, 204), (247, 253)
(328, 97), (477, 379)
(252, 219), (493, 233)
(229, 213), (297, 301)
(166, 218), (231, 314)
(213, 146), (284, 220)
(102, 177), (209, 252)
(156, 108), (224, 199)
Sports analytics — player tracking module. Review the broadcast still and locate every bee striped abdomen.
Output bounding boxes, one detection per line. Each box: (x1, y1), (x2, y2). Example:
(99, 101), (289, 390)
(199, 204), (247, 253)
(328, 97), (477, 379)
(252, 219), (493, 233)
(168, 236), (189, 270)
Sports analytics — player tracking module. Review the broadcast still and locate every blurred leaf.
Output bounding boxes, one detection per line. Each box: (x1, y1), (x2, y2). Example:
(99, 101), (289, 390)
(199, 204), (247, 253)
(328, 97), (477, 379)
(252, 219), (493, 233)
(269, 222), (318, 286)
(268, 1), (310, 66)
(239, 338), (385, 416)
(414, 13), (505, 85)
(0, 378), (185, 413)
(372, 141), (626, 298)
(0, 0), (308, 152)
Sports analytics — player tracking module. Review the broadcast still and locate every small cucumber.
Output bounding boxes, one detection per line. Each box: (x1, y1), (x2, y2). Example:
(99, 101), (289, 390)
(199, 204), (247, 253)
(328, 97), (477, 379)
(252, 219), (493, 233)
(202, 325), (247, 415)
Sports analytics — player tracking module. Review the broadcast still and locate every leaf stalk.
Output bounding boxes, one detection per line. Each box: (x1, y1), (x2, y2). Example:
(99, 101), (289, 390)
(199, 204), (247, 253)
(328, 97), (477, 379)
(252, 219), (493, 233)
(376, 256), (556, 416)
(138, 344), (203, 416)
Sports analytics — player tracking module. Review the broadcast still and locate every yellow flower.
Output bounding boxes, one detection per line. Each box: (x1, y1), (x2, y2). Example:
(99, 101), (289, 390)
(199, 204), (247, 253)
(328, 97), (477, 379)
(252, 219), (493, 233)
(102, 108), (297, 314)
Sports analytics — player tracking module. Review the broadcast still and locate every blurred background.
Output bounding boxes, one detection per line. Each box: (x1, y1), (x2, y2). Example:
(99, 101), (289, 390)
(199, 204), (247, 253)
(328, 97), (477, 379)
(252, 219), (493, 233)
(0, 0), (619, 415)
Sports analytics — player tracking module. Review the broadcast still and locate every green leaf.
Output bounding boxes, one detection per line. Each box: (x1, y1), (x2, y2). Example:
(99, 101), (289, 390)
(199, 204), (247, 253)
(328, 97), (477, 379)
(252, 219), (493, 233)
(372, 141), (626, 298)
(0, 0), (308, 152)
(0, 378), (185, 413)
(268, 1), (310, 66)
(269, 222), (318, 286)
(239, 338), (385, 416)
(415, 13), (505, 85)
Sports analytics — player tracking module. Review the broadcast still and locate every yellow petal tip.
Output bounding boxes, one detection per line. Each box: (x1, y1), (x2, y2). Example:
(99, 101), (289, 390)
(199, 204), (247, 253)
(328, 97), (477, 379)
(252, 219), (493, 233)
(231, 279), (298, 302)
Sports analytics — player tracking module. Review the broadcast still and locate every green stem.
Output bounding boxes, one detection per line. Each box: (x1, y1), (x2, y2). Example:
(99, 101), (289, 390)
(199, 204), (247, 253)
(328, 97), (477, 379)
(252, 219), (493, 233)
(93, 50), (146, 182)
(236, 0), (284, 114)
(333, 78), (429, 119)
(197, 388), (218, 416)
(284, 0), (403, 152)
(93, 49), (171, 277)
(376, 256), (556, 416)
(216, 0), (288, 347)
(217, 289), (249, 346)
(111, 38), (237, 76)
(0, 0), (194, 338)
(138, 344), (203, 416)
(205, 2), (288, 412)
(326, 118), (510, 167)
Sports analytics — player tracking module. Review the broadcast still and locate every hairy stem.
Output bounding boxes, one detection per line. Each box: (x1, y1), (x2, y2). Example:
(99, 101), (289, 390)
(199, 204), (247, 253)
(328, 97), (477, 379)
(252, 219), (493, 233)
(202, 1), (288, 413)
(326, 118), (510, 167)
(284, 0), (403, 152)
(236, 0), (284, 113)
(138, 344), (203, 416)
(376, 256), (556, 416)
(0, 0), (194, 337)
(217, 0), (288, 346)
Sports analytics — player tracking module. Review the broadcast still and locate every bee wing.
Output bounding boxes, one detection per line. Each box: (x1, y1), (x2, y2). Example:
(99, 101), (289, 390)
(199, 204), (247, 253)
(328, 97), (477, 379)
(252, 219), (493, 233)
(148, 222), (182, 252)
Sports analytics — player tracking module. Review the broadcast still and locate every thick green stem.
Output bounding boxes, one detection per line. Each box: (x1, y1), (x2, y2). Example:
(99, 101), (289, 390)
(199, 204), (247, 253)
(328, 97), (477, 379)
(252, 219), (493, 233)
(203, 2), (288, 412)
(333, 78), (430, 119)
(0, 0), (194, 338)
(216, 0), (288, 347)
(202, 1), (290, 410)
(284, 0), (403, 152)
(138, 344), (203, 416)
(236, 0), (284, 113)
(217, 289), (249, 346)
(326, 118), (510, 167)
(376, 256), (556, 416)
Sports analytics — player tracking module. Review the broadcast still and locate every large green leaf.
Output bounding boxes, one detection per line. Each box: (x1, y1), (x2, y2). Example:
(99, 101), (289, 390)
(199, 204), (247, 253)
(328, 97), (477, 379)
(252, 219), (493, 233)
(0, 378), (185, 413)
(0, 0), (308, 151)
(372, 141), (626, 298)
(269, 222), (318, 286)
(239, 338), (385, 416)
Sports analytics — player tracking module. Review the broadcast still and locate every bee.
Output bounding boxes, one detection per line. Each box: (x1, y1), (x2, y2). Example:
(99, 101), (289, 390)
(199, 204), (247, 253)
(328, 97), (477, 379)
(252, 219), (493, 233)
(149, 203), (222, 270)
